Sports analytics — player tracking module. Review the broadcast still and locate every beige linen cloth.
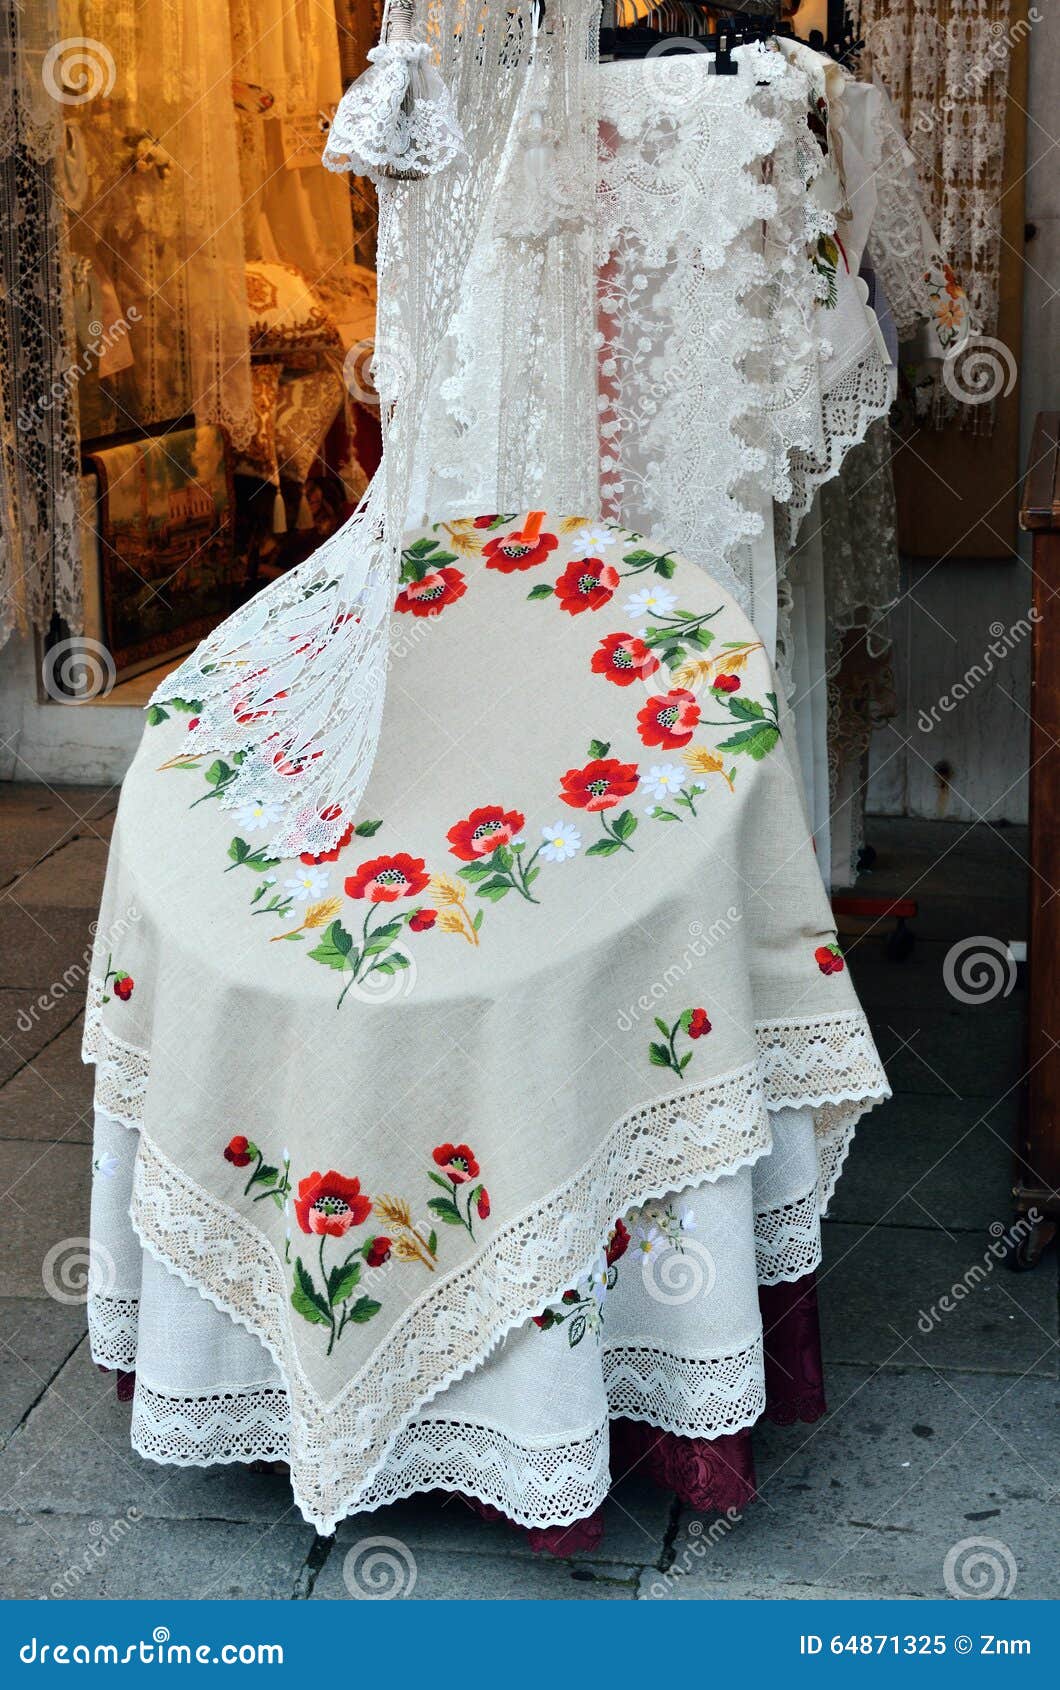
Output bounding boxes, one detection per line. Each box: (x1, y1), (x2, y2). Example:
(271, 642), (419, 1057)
(84, 513), (889, 1530)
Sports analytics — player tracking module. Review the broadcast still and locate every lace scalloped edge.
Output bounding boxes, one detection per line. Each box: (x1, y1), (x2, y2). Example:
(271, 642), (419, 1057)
(82, 987), (887, 1533)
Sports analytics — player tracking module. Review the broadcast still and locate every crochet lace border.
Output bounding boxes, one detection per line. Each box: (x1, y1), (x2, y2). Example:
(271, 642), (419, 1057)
(83, 986), (887, 1533)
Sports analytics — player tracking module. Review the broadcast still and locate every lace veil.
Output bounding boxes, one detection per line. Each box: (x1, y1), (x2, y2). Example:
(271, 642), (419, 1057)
(154, 0), (602, 860)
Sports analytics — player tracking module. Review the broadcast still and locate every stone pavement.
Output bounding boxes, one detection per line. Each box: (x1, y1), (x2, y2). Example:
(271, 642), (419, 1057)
(0, 785), (1056, 1601)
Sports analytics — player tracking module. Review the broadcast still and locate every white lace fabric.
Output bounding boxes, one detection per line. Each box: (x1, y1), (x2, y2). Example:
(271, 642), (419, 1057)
(86, 981), (886, 1533)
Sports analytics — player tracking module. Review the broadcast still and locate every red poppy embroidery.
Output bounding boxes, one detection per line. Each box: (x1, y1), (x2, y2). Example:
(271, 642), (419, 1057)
(432, 1143), (480, 1185)
(476, 1188), (491, 1220)
(345, 853), (430, 903)
(447, 806), (526, 861)
(409, 908), (438, 932)
(294, 1170), (372, 1237)
(713, 673), (741, 694)
(365, 1236), (392, 1268)
(637, 688), (701, 749)
(102, 954), (134, 1003)
(815, 943), (845, 975)
(224, 1134), (254, 1168)
(591, 632), (660, 687)
(688, 1007), (711, 1038)
(554, 557), (620, 615)
(395, 566), (467, 618)
(560, 758), (640, 813)
(483, 511), (558, 572)
(606, 1218), (631, 1265)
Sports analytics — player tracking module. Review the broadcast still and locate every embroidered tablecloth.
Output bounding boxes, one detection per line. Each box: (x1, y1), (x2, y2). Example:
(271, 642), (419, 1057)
(84, 512), (888, 1530)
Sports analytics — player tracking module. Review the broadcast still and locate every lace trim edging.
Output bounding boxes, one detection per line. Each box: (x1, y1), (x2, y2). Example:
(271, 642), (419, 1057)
(82, 989), (886, 1534)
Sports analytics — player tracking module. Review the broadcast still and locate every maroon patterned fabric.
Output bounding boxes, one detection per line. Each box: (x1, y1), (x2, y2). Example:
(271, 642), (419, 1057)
(760, 1271), (828, 1424)
(611, 1418), (757, 1511)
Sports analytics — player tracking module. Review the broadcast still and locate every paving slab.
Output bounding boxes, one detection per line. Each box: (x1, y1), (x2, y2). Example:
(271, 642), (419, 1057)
(0, 786), (118, 892)
(0, 903), (98, 994)
(638, 1571), (924, 1599)
(0, 990), (83, 1088)
(0, 1341), (300, 1526)
(829, 1094), (1016, 1232)
(310, 1540), (637, 1600)
(331, 1470), (672, 1568)
(0, 1511), (313, 1600)
(819, 1222), (1058, 1378)
(868, 1009), (1025, 1100)
(10, 837), (110, 910)
(0, 1015), (93, 1143)
(0, 1139), (92, 1300)
(0, 1298), (86, 1447)
(660, 1365), (1060, 1600)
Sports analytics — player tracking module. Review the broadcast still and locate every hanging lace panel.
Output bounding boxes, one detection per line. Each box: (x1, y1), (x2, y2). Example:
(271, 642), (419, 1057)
(859, 0), (1012, 430)
(154, 0), (602, 861)
(0, 0), (81, 643)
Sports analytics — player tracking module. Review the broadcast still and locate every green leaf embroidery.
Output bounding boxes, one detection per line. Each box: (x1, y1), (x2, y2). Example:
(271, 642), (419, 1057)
(348, 1296), (382, 1324)
(717, 723), (781, 761)
(308, 920), (355, 971)
(586, 838), (621, 857)
(527, 583), (554, 600)
(354, 819), (383, 837)
(328, 1260), (362, 1305)
(588, 738), (611, 758)
(723, 695), (766, 722)
(613, 810), (638, 841)
(428, 1196), (464, 1225)
(649, 1042), (671, 1067)
(291, 1259), (330, 1326)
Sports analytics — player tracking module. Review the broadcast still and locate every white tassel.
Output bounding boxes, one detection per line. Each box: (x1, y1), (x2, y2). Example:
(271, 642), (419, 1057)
(272, 486), (287, 535)
(322, 0), (465, 184)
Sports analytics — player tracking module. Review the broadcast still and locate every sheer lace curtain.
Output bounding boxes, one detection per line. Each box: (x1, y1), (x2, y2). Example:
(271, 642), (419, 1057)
(859, 0), (1013, 428)
(61, 0), (254, 450)
(0, 0), (81, 644)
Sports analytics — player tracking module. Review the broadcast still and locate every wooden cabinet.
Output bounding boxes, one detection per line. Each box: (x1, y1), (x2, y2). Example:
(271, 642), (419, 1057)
(1015, 414), (1060, 1267)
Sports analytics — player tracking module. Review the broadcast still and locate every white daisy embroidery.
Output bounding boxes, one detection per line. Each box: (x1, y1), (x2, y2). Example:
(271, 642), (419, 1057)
(539, 822), (583, 862)
(235, 799), (282, 832)
(623, 584), (677, 621)
(284, 866), (330, 903)
(568, 524), (617, 556)
(642, 764), (686, 803)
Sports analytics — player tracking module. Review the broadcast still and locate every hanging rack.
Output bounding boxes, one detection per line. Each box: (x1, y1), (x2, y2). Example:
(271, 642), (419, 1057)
(598, 3), (786, 70)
